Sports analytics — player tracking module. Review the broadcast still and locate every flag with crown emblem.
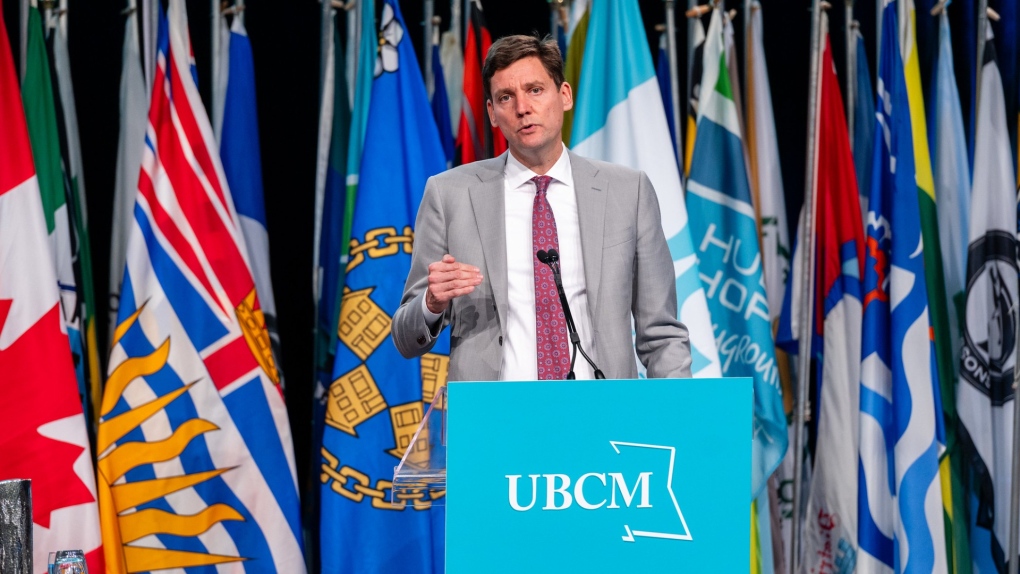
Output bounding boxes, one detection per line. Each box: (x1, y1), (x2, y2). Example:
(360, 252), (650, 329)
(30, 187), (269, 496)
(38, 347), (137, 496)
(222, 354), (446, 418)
(318, 0), (448, 571)
(96, 2), (305, 571)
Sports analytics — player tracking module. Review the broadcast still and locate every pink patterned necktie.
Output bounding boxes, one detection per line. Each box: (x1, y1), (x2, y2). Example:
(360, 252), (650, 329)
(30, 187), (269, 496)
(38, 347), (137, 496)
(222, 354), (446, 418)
(531, 175), (570, 380)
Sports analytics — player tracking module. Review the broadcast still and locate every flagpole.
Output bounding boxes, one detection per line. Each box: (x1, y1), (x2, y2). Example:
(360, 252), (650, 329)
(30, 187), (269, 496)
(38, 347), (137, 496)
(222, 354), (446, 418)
(142, 0), (156, 99)
(846, 1), (854, 143)
(212, 0), (223, 138)
(685, 0), (697, 167)
(1005, 2), (1020, 569)
(19, 0), (28, 83)
(975, 1), (988, 117)
(347, 1), (357, 107)
(790, 2), (826, 573)
(424, 0), (434, 96)
(450, 0), (461, 47)
(664, 0), (684, 174)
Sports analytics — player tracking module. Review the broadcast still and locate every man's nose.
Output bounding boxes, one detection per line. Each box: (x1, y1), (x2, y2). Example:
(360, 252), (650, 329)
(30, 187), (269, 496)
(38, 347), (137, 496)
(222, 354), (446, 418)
(514, 93), (530, 116)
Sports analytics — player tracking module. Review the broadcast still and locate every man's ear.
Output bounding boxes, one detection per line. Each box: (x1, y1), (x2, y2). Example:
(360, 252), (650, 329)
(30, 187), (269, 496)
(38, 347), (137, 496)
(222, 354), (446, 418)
(486, 99), (497, 127)
(560, 82), (573, 112)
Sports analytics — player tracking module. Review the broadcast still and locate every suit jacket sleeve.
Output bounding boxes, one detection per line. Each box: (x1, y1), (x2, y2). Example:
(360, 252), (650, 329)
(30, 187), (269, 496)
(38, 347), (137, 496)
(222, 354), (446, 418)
(392, 175), (448, 358)
(632, 171), (694, 378)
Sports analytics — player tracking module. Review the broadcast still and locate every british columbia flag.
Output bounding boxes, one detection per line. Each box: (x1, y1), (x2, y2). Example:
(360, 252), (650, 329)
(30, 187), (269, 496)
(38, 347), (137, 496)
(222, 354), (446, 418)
(96, 1), (305, 571)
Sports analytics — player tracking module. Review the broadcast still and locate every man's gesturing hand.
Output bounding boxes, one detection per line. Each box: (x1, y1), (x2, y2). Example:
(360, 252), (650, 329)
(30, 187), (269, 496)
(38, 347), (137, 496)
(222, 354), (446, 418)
(426, 254), (483, 314)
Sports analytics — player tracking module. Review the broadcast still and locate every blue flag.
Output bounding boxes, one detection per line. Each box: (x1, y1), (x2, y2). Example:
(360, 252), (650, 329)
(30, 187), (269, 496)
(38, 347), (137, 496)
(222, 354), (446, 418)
(856, 3), (946, 571)
(318, 0), (448, 571)
(685, 7), (786, 498)
(853, 27), (875, 221)
(220, 17), (282, 381)
(430, 42), (455, 168)
(655, 32), (678, 159)
(991, 0), (1018, 173)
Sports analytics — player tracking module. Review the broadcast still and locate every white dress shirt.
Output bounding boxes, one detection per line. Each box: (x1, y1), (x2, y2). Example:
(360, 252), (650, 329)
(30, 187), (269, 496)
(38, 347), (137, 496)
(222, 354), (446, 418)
(424, 145), (595, 380)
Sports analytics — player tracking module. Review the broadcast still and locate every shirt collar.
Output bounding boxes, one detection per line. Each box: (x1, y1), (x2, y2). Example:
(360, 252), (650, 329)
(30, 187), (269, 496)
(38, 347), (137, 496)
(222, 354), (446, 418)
(504, 143), (573, 191)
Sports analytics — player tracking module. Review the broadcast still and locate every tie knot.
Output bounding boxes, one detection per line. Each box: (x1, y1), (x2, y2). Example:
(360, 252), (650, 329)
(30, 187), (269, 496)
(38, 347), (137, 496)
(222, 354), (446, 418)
(531, 175), (553, 195)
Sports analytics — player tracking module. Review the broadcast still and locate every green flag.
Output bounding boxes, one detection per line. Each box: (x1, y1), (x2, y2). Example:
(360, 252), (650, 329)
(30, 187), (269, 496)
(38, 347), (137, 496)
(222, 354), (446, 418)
(22, 7), (96, 428)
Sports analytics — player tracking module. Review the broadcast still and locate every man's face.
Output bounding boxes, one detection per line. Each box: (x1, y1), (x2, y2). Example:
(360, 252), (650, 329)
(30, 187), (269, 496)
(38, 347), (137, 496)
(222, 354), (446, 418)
(486, 56), (573, 162)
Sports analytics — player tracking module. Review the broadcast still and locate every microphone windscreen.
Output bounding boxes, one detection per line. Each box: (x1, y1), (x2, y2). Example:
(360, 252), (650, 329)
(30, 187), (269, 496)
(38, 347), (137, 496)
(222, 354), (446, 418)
(547, 248), (559, 263)
(536, 250), (549, 263)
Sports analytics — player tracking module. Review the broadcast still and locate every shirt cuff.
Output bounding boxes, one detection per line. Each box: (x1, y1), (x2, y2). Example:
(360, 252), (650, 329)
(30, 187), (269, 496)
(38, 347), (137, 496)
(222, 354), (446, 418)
(421, 291), (443, 329)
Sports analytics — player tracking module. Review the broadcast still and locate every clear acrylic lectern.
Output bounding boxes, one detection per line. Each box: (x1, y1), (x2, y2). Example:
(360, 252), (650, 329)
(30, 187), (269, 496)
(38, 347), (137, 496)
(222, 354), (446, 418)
(392, 385), (447, 506)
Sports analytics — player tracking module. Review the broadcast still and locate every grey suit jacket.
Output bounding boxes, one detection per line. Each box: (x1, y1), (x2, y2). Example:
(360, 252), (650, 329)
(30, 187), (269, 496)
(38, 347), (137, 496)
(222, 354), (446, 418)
(392, 150), (692, 381)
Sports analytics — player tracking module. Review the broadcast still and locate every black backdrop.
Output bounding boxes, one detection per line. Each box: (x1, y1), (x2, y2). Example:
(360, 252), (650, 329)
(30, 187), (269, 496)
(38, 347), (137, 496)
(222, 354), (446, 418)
(3, 0), (880, 522)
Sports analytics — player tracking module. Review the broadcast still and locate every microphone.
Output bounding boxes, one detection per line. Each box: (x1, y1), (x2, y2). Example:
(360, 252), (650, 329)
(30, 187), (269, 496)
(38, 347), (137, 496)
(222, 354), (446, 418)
(536, 248), (605, 379)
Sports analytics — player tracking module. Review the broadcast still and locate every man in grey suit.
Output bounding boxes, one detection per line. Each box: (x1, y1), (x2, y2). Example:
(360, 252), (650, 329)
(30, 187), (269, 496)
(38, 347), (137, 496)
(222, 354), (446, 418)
(392, 34), (691, 381)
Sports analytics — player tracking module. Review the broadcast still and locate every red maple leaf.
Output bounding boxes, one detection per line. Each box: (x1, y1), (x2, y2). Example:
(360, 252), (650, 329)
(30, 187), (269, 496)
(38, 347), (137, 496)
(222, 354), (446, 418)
(0, 302), (95, 528)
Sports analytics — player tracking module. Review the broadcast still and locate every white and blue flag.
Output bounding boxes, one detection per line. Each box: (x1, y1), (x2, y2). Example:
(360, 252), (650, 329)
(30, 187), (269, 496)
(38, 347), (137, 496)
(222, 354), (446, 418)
(570, 0), (720, 378)
(857, 3), (946, 571)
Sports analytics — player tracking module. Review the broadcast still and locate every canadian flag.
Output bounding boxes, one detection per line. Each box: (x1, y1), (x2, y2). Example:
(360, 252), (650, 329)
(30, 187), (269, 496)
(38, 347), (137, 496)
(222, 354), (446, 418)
(0, 10), (103, 573)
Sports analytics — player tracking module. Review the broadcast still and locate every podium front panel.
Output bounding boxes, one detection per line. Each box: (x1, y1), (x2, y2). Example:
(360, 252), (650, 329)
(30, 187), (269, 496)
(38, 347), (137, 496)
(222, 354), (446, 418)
(446, 378), (751, 572)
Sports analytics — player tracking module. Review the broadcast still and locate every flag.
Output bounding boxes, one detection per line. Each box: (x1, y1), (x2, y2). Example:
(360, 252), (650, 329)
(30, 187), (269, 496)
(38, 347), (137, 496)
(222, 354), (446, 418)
(746, 6), (792, 572)
(110, 0), (149, 349)
(315, 0), (372, 407)
(220, 17), (283, 383)
(951, 0), (978, 166)
(796, 23), (866, 573)
(857, 3), (947, 571)
(656, 31), (678, 158)
(1, 6), (105, 571)
(431, 40), (456, 167)
(852, 25), (876, 222)
(684, 14), (706, 179)
(903, 0), (955, 433)
(96, 2), (305, 570)
(318, 0), (447, 571)
(50, 11), (102, 426)
(456, 0), (506, 163)
(685, 6), (785, 496)
(560, 0), (588, 144)
(746, 1), (791, 332)
(930, 7), (974, 572)
(958, 22), (1018, 574)
(571, 0), (721, 379)
(22, 6), (93, 423)
(990, 0), (1017, 175)
(439, 29), (462, 139)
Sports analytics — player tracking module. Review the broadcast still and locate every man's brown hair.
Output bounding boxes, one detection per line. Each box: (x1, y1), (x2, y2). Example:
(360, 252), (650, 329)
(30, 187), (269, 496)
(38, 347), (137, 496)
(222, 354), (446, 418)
(482, 34), (565, 102)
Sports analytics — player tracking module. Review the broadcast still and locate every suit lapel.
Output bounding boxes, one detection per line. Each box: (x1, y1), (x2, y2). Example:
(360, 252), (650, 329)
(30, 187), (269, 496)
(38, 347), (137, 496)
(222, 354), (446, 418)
(570, 151), (607, 321)
(469, 154), (509, 330)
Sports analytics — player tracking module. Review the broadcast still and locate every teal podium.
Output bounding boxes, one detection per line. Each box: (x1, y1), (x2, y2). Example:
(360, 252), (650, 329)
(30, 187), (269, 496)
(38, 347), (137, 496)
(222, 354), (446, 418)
(394, 378), (751, 572)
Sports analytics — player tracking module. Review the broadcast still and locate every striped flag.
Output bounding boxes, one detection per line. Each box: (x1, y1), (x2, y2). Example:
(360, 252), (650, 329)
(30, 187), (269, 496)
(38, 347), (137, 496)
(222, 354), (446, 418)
(0, 7), (104, 571)
(318, 0), (447, 570)
(685, 6), (785, 496)
(857, 3), (946, 571)
(571, 0), (721, 379)
(97, 3), (305, 570)
(798, 20), (866, 573)
(958, 22), (1018, 574)
(930, 7), (974, 572)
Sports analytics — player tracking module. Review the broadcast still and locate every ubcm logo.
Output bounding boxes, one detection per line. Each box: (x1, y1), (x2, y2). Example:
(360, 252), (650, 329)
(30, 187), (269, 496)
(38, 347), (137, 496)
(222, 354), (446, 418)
(504, 442), (692, 543)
